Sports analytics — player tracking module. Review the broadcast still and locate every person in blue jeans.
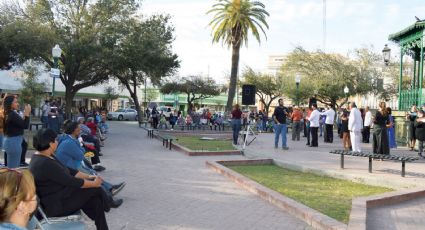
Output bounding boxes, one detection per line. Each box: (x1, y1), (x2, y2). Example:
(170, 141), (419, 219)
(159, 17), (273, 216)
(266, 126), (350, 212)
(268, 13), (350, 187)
(273, 99), (289, 150)
(231, 104), (242, 145)
(3, 95), (31, 168)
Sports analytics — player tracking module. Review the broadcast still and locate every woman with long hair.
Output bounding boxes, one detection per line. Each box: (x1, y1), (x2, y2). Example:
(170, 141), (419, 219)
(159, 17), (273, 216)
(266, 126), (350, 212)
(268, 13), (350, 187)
(341, 109), (351, 151)
(3, 95), (31, 168)
(0, 168), (38, 229)
(373, 102), (390, 155)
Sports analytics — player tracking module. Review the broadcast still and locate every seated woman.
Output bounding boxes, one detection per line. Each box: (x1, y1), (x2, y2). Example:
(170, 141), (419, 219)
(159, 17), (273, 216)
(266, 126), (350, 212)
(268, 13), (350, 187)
(0, 168), (37, 230)
(77, 117), (103, 160)
(29, 128), (113, 230)
(56, 121), (125, 196)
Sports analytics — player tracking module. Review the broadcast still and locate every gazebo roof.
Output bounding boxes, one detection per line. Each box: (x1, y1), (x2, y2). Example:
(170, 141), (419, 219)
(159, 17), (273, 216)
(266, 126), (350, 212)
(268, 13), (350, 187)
(389, 21), (425, 43)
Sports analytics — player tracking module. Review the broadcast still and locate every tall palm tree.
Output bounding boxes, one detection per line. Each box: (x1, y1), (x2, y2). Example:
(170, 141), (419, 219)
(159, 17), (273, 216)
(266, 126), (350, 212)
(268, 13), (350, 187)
(208, 0), (269, 112)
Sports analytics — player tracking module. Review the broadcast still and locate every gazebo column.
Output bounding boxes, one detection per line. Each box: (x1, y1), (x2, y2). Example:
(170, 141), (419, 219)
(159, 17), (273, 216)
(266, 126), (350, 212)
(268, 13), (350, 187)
(399, 49), (403, 110)
(420, 36), (424, 106)
(413, 58), (417, 104)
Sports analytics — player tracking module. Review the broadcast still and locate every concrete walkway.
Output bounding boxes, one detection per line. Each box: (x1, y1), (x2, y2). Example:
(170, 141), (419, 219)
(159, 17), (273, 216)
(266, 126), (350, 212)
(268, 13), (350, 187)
(91, 121), (311, 230)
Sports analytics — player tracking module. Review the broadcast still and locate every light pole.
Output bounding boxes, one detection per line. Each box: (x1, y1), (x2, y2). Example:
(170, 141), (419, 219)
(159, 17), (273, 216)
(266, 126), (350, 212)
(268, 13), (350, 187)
(344, 85), (349, 103)
(51, 44), (62, 97)
(382, 44), (391, 66)
(295, 73), (301, 106)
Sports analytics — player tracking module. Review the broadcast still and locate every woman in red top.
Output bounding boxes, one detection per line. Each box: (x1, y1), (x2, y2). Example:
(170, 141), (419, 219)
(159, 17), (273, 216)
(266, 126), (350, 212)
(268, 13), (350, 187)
(231, 104), (242, 145)
(86, 117), (97, 136)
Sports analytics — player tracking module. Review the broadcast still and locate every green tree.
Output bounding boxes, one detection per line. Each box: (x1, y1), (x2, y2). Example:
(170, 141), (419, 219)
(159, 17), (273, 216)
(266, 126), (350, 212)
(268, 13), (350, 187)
(19, 63), (48, 108)
(208, 0), (269, 112)
(280, 47), (366, 108)
(142, 89), (159, 105)
(103, 86), (119, 112)
(161, 76), (220, 114)
(0, 0), (138, 117)
(112, 15), (179, 123)
(241, 67), (281, 115)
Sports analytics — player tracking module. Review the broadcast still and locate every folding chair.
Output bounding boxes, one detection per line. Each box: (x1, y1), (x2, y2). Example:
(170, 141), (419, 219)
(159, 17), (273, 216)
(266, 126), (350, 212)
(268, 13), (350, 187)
(35, 206), (86, 230)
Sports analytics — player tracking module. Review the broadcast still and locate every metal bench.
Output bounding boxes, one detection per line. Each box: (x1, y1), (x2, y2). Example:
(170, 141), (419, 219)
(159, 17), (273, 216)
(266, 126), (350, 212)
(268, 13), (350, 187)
(156, 133), (178, 150)
(140, 126), (155, 138)
(329, 150), (419, 177)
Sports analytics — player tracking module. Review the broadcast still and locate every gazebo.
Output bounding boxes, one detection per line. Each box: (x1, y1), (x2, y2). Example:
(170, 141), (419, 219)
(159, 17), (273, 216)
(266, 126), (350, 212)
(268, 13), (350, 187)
(389, 20), (425, 110)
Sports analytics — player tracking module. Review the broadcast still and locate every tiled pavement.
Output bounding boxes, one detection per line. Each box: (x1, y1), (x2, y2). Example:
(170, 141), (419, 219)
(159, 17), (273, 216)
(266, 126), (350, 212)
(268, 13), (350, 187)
(366, 196), (425, 230)
(90, 121), (311, 230)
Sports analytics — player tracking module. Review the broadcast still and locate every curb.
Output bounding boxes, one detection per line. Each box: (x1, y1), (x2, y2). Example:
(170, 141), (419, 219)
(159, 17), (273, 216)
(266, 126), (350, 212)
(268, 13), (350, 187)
(206, 159), (347, 230)
(172, 142), (243, 156)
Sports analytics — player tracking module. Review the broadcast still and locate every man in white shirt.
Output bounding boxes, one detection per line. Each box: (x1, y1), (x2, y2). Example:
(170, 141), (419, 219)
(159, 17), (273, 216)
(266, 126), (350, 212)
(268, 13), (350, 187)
(348, 102), (363, 152)
(362, 106), (372, 143)
(308, 103), (321, 147)
(321, 106), (336, 143)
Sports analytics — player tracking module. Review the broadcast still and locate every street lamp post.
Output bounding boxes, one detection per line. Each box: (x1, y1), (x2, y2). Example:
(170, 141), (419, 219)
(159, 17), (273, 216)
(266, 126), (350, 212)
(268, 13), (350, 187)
(295, 74), (301, 106)
(382, 44), (391, 66)
(344, 85), (349, 103)
(51, 44), (62, 97)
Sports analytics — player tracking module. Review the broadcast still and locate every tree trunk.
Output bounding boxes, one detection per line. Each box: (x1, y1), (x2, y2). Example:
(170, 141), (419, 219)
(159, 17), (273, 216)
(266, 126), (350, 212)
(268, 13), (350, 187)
(226, 43), (241, 112)
(133, 94), (142, 124)
(186, 93), (193, 114)
(64, 88), (76, 120)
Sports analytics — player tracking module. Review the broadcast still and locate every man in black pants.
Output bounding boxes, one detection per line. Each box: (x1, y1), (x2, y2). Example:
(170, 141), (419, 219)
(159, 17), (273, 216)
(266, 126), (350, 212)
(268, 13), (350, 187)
(321, 106), (336, 143)
(308, 104), (320, 147)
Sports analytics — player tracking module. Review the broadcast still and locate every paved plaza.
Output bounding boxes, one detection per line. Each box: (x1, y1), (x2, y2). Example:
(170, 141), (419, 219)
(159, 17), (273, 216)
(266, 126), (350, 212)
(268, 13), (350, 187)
(66, 121), (425, 230)
(90, 121), (311, 230)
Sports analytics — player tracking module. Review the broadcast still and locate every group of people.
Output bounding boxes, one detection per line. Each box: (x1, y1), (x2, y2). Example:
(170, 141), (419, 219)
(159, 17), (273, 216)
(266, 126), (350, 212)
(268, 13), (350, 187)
(406, 104), (425, 158)
(147, 107), (227, 131)
(229, 99), (399, 156)
(0, 94), (123, 230)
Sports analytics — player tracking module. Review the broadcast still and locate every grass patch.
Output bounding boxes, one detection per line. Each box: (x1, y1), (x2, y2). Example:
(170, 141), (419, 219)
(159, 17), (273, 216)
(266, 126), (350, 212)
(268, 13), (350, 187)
(228, 164), (393, 223)
(176, 136), (236, 151)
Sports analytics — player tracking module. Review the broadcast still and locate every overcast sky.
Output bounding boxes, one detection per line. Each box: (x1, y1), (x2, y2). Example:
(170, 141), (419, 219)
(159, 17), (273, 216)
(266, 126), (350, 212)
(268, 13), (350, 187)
(141, 0), (425, 83)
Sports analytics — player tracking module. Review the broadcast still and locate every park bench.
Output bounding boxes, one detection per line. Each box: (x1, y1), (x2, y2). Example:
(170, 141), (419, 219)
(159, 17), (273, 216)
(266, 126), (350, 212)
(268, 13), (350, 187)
(140, 126), (155, 138)
(329, 150), (419, 177)
(156, 133), (178, 150)
(138, 120), (149, 128)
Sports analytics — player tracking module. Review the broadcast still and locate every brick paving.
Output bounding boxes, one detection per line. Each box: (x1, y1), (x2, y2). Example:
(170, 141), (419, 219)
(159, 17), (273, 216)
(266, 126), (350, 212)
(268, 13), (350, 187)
(366, 197), (425, 230)
(88, 121), (311, 230)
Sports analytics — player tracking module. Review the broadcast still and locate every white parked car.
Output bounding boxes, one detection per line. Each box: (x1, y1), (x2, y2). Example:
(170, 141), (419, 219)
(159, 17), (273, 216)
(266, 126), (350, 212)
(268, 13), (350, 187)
(107, 108), (138, 121)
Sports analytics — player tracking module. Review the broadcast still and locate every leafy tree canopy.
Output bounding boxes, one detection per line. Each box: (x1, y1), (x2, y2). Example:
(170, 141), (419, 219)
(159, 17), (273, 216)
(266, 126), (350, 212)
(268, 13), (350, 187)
(161, 76), (220, 113)
(241, 66), (281, 115)
(0, 0), (140, 116)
